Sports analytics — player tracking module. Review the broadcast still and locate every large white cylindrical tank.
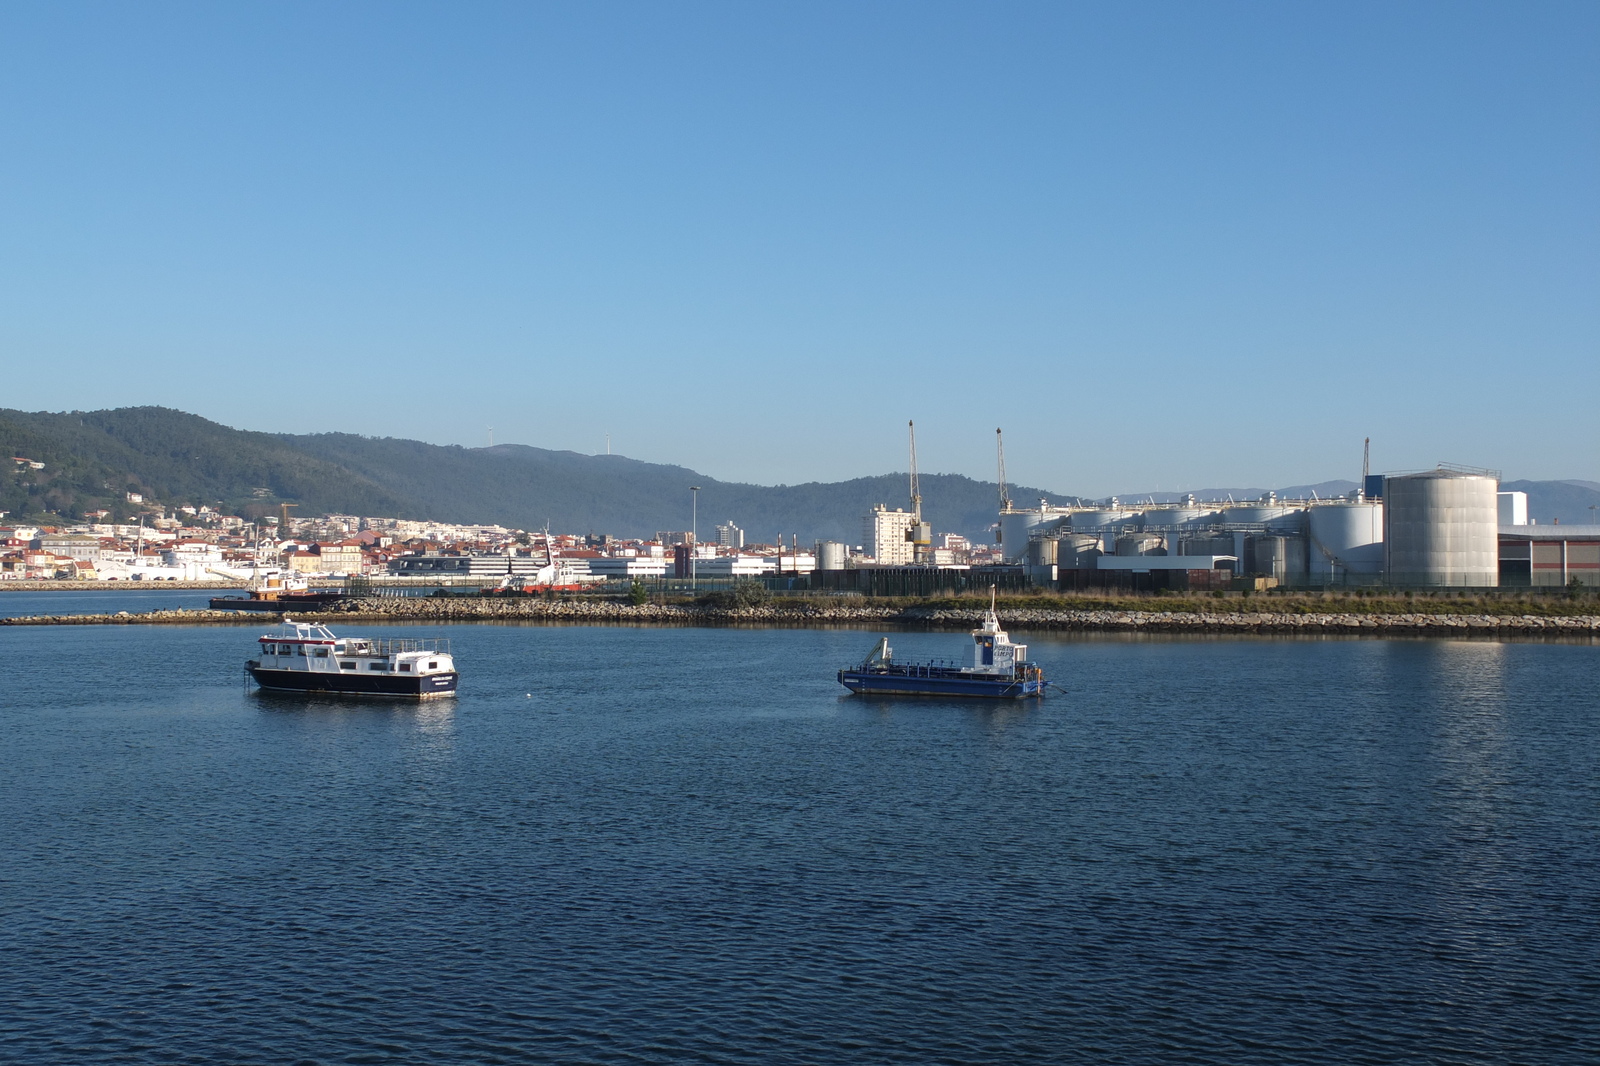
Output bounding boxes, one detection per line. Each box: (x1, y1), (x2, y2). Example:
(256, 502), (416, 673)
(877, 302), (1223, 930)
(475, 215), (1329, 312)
(998, 511), (1064, 563)
(1307, 503), (1384, 581)
(1116, 533), (1166, 557)
(1179, 534), (1235, 558)
(1027, 538), (1059, 566)
(1219, 506), (1306, 532)
(1058, 533), (1103, 570)
(1066, 509), (1136, 531)
(1138, 508), (1217, 530)
(1250, 535), (1308, 584)
(817, 541), (849, 571)
(1383, 472), (1498, 587)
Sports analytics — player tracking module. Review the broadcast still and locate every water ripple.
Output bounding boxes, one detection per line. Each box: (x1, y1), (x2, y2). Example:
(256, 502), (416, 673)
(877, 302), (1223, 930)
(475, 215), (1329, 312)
(1, 625), (1596, 1064)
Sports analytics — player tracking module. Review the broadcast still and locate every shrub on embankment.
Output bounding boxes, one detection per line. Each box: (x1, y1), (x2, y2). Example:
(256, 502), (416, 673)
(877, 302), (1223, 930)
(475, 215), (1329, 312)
(915, 587), (1600, 618)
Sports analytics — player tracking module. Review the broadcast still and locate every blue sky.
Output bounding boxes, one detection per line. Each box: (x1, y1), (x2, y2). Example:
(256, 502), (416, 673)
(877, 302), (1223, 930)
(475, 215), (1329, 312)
(2, 1), (1595, 496)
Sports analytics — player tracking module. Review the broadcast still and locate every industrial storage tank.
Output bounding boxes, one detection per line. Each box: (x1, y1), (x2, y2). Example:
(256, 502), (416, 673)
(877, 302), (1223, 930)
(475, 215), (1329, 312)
(1116, 533), (1167, 557)
(1383, 470), (1498, 587)
(816, 541), (849, 571)
(1218, 506), (1305, 532)
(1179, 535), (1235, 558)
(1058, 533), (1103, 570)
(1307, 502), (1384, 583)
(1066, 509), (1137, 531)
(1251, 535), (1308, 584)
(1026, 538), (1058, 566)
(1138, 508), (1218, 530)
(998, 511), (1064, 563)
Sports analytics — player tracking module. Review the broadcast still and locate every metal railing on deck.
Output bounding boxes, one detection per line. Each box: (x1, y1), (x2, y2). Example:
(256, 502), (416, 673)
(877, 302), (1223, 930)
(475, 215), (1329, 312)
(344, 637), (452, 656)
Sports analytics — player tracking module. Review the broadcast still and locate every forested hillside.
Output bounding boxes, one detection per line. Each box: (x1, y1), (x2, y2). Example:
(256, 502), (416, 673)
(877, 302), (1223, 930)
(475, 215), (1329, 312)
(0, 407), (1074, 542)
(4, 407), (1595, 540)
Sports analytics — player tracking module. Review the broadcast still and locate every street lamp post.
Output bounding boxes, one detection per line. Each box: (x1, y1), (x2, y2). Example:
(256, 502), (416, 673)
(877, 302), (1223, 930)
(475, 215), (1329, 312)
(690, 486), (700, 591)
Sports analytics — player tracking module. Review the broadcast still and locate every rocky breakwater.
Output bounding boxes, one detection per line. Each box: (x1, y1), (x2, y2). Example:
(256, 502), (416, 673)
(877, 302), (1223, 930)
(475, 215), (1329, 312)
(0, 608), (267, 626)
(315, 597), (906, 626)
(5, 596), (1598, 636)
(306, 597), (1600, 635)
(922, 607), (1600, 636)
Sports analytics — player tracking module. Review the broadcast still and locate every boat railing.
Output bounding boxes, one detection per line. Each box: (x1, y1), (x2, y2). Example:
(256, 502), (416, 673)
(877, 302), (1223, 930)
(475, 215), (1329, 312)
(352, 637), (452, 656)
(856, 657), (966, 675)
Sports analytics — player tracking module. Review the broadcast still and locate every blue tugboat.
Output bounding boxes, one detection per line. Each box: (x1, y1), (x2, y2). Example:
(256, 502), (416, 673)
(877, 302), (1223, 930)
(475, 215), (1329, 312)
(838, 591), (1046, 699)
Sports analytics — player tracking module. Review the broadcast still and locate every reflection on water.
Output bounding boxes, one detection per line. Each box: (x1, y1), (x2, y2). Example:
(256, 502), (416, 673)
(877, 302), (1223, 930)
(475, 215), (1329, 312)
(0, 622), (1595, 1066)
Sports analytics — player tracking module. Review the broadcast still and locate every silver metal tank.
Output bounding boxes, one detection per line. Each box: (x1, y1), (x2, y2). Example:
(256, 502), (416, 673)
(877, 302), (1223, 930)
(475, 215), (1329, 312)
(1026, 537), (1059, 566)
(998, 511), (1063, 563)
(1179, 535), (1235, 558)
(1058, 533), (1103, 570)
(1066, 509), (1136, 531)
(1116, 533), (1166, 557)
(816, 540), (849, 571)
(1218, 505), (1306, 532)
(1307, 502), (1384, 582)
(1383, 471), (1498, 587)
(1138, 507), (1217, 530)
(1250, 535), (1308, 584)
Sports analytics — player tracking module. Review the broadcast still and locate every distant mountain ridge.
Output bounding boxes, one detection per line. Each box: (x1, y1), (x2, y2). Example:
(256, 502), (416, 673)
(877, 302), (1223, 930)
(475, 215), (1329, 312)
(0, 406), (1075, 543)
(3, 406), (1596, 540)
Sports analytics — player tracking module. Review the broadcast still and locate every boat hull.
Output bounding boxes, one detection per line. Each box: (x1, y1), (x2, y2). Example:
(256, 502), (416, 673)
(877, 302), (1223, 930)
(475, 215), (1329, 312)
(248, 665), (458, 698)
(838, 668), (1043, 699)
(213, 593), (347, 612)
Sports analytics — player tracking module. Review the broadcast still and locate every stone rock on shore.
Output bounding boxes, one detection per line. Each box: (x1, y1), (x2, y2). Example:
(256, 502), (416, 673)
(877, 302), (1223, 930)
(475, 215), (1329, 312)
(3, 595), (1597, 635)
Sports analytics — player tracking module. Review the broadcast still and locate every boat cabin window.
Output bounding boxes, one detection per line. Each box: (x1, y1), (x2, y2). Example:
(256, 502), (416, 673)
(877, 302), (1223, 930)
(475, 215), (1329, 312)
(297, 646), (307, 656)
(369, 663), (387, 671)
(314, 648), (329, 658)
(428, 661), (438, 670)
(399, 664), (412, 672)
(340, 662), (356, 670)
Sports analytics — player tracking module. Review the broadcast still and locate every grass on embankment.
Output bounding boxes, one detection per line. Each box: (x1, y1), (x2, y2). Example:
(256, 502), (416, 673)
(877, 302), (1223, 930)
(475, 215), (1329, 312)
(900, 588), (1600, 617)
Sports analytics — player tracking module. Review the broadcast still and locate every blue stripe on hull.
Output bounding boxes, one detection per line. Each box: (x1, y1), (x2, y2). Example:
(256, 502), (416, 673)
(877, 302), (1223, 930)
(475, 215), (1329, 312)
(839, 670), (1042, 699)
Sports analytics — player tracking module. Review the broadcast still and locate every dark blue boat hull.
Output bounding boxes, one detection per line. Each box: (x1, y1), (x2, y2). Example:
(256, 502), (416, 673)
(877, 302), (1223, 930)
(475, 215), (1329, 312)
(838, 668), (1043, 699)
(248, 665), (458, 698)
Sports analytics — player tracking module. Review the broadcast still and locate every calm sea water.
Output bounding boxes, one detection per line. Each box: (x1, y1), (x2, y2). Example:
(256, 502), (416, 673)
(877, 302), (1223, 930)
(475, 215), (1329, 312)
(0, 588), (223, 618)
(2, 623), (1596, 1065)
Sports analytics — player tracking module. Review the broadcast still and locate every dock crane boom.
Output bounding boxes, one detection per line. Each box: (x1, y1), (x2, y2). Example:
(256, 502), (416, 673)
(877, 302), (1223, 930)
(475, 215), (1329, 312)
(908, 420), (921, 523)
(907, 421), (932, 564)
(996, 427), (1012, 513)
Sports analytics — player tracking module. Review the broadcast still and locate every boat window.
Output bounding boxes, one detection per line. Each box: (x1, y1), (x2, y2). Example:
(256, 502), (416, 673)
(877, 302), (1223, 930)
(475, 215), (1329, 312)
(313, 648), (329, 658)
(297, 646), (307, 656)
(340, 662), (356, 670)
(369, 663), (386, 671)
(428, 661), (438, 670)
(399, 664), (412, 672)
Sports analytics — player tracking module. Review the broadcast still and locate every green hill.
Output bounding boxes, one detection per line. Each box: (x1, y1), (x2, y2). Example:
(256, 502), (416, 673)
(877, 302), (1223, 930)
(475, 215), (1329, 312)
(0, 407), (1073, 543)
(5, 406), (1594, 541)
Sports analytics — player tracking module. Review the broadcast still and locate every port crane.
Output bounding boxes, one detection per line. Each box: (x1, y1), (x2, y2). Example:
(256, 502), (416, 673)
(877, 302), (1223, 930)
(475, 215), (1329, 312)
(996, 427), (1012, 513)
(907, 421), (931, 564)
